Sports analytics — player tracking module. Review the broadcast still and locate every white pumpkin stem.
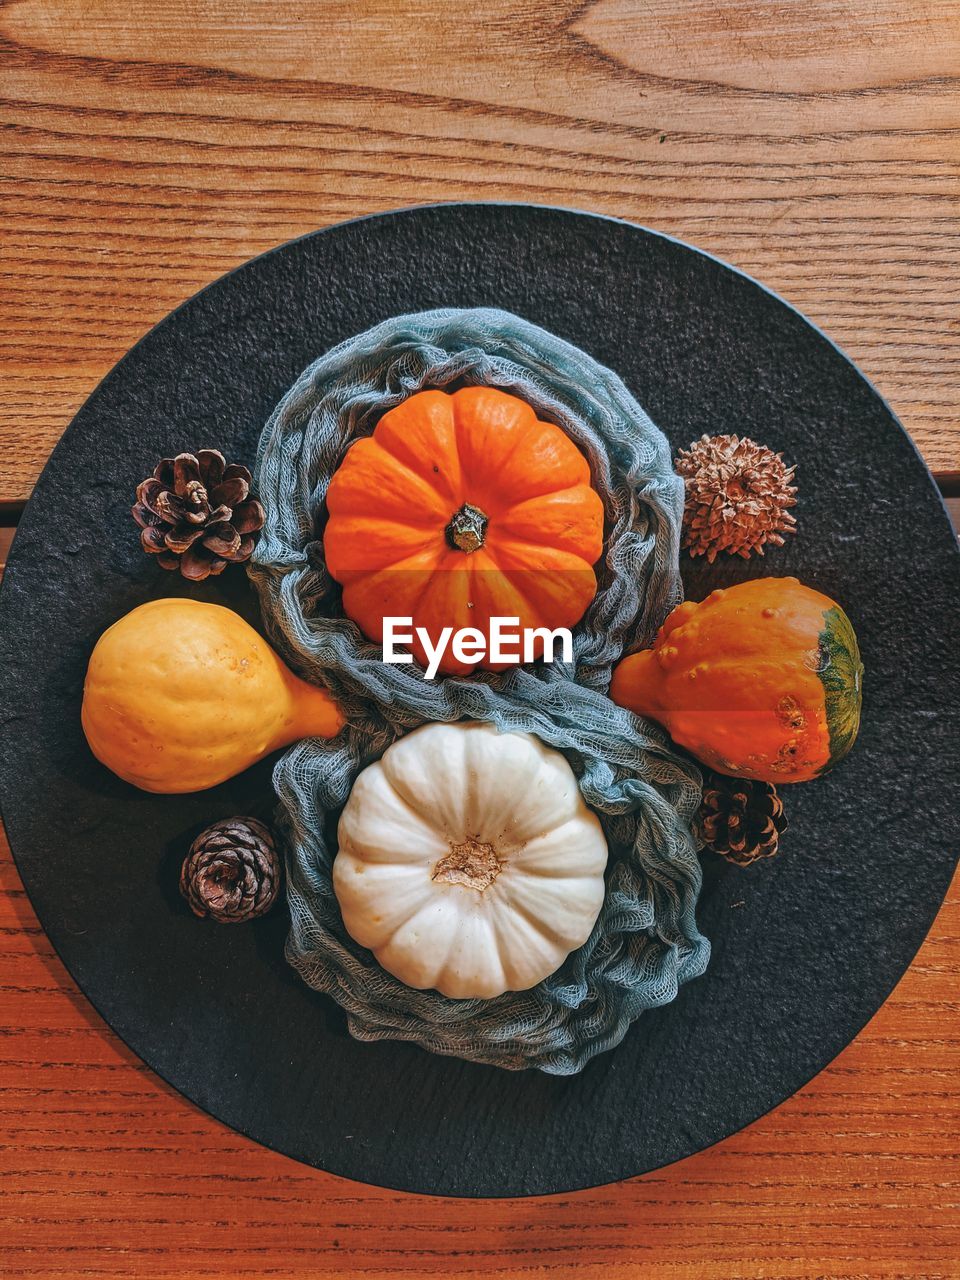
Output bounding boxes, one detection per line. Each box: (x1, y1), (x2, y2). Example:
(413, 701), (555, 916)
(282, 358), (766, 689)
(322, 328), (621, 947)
(432, 838), (502, 892)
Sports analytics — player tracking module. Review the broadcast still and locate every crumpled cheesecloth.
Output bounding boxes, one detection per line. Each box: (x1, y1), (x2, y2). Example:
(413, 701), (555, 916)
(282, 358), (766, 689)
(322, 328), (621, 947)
(248, 308), (709, 1074)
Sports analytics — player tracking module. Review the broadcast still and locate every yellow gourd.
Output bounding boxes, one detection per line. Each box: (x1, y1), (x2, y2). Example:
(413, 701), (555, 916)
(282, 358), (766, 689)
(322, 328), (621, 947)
(81, 599), (344, 793)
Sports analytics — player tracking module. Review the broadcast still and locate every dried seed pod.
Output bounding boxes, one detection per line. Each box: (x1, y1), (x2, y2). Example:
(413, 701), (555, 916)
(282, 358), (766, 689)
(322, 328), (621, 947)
(696, 773), (788, 867)
(132, 449), (265, 581)
(180, 817), (280, 922)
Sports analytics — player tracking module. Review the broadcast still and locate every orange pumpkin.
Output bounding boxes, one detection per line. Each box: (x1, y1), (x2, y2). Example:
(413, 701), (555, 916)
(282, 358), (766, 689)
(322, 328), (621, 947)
(323, 387), (604, 675)
(610, 577), (863, 783)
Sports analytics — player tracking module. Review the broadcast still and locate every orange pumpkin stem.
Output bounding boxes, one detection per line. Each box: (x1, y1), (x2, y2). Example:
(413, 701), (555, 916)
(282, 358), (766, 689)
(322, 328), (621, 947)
(445, 502), (488, 554)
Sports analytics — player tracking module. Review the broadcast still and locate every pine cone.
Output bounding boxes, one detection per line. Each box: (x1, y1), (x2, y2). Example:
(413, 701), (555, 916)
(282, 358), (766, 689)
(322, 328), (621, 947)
(696, 773), (788, 867)
(180, 817), (280, 923)
(132, 450), (265, 581)
(676, 434), (797, 562)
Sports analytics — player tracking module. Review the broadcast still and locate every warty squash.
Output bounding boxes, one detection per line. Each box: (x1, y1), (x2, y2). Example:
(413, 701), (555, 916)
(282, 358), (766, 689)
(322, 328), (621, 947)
(82, 599), (344, 793)
(333, 721), (608, 999)
(323, 386), (604, 676)
(610, 577), (863, 784)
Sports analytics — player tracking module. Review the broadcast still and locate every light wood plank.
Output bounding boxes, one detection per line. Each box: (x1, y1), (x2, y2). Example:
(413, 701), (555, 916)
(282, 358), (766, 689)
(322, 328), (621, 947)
(1, 820), (957, 1278)
(1, 0), (958, 504)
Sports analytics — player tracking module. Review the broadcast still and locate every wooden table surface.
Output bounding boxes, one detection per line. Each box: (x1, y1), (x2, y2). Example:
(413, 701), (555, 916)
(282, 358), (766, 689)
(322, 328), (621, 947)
(1, 3), (958, 1276)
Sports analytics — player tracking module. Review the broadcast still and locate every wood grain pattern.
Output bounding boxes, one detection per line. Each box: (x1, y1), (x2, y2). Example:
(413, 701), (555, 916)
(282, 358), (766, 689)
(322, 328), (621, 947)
(2, 823), (958, 1278)
(1, 3), (958, 1275)
(1, 0), (959, 504)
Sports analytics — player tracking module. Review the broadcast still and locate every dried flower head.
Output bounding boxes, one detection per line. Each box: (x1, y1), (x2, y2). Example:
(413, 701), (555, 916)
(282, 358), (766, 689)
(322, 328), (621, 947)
(676, 434), (797, 562)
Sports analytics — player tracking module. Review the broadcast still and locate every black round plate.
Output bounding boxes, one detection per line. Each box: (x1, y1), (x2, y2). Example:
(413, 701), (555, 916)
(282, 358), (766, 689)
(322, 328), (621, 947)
(1, 204), (958, 1197)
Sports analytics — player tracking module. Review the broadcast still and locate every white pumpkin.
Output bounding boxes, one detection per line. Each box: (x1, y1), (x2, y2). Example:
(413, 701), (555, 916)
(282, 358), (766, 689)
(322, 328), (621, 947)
(333, 721), (608, 999)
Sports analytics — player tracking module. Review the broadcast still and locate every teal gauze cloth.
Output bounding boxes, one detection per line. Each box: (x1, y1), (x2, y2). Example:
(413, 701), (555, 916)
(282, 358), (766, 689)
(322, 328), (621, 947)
(248, 308), (709, 1074)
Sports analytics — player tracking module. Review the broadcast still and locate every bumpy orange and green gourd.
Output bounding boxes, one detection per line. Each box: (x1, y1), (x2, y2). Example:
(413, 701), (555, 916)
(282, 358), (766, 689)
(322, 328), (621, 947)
(610, 577), (863, 783)
(82, 599), (344, 793)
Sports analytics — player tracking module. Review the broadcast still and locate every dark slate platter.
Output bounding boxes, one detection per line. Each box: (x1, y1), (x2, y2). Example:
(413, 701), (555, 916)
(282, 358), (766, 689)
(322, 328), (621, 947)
(0, 204), (957, 1198)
